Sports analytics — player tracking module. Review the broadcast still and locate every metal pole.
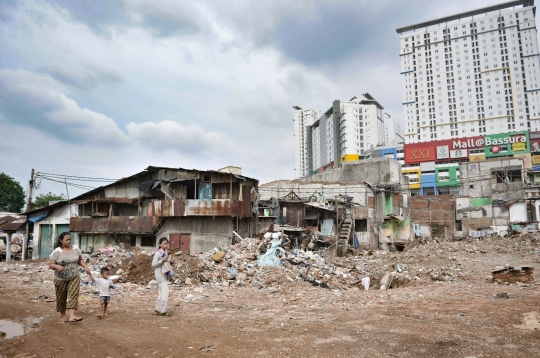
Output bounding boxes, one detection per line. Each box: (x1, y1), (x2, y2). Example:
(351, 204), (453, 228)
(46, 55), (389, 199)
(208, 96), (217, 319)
(6, 233), (11, 264)
(22, 169), (34, 261)
(64, 179), (72, 217)
(26, 169), (34, 212)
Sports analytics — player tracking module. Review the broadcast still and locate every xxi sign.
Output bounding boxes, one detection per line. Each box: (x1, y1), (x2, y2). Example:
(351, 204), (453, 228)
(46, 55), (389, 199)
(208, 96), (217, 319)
(404, 146), (434, 163)
(409, 150), (431, 159)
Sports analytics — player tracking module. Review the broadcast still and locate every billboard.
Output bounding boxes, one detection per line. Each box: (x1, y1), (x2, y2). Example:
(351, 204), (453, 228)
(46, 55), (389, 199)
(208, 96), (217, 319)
(530, 131), (540, 154)
(404, 136), (484, 164)
(484, 131), (529, 157)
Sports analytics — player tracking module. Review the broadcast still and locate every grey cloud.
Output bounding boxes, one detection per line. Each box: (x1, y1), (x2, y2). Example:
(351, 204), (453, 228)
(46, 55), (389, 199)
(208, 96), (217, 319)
(42, 64), (123, 90)
(126, 120), (237, 157)
(275, 1), (421, 66)
(0, 69), (127, 146)
(45, 0), (203, 38)
(45, 0), (129, 37)
(128, 1), (201, 38)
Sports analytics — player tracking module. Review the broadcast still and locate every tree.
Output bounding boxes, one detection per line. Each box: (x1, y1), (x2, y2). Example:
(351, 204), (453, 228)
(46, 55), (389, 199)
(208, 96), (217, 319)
(0, 173), (26, 213)
(33, 192), (67, 209)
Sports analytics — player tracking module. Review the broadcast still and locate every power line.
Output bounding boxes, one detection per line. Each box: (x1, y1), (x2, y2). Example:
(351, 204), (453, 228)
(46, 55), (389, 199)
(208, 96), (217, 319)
(36, 176), (97, 191)
(35, 171), (118, 182)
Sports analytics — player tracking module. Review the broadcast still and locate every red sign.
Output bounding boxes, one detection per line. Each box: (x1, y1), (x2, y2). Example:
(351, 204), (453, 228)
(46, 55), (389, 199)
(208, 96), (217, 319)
(404, 136), (483, 164)
(404, 146), (435, 163)
(531, 136), (540, 153)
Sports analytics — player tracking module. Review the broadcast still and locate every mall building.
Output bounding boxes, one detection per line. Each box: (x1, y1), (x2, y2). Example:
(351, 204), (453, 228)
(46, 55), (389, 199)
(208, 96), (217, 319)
(365, 130), (540, 195)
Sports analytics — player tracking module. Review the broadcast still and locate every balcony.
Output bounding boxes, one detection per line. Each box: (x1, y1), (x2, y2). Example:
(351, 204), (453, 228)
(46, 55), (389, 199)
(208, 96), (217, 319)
(70, 216), (159, 234)
(147, 199), (252, 218)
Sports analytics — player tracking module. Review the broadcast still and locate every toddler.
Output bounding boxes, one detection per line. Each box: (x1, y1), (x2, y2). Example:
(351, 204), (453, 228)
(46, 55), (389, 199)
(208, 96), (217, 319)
(157, 247), (174, 278)
(95, 267), (115, 318)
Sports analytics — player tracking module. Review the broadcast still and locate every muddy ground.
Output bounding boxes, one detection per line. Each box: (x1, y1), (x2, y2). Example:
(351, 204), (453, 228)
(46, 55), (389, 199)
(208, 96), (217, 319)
(1, 238), (539, 357)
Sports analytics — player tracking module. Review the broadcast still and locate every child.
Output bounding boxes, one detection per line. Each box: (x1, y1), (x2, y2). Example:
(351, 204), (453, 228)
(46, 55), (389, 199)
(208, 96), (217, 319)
(95, 267), (115, 318)
(152, 238), (172, 316)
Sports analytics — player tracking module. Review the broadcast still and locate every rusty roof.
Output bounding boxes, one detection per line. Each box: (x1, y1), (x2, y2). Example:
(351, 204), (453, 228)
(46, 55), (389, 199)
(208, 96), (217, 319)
(0, 216), (26, 231)
(22, 166), (259, 215)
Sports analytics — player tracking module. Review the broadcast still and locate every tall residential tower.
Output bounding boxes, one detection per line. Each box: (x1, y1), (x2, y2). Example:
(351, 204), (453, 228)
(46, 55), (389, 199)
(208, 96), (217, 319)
(397, 0), (540, 143)
(293, 94), (390, 178)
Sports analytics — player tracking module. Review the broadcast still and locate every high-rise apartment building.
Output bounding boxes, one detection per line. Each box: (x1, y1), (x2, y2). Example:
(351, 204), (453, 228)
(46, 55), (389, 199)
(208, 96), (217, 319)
(293, 94), (389, 178)
(293, 108), (321, 178)
(397, 0), (539, 144)
(383, 114), (405, 145)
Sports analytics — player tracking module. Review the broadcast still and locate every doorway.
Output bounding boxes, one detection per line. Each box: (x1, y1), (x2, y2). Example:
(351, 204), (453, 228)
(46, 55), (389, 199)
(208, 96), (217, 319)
(39, 224), (53, 258)
(169, 233), (191, 252)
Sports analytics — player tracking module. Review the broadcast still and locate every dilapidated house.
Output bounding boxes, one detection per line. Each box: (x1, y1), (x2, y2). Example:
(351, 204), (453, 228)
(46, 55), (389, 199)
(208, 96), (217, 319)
(27, 166), (259, 258)
(259, 158), (411, 252)
(456, 158), (528, 235)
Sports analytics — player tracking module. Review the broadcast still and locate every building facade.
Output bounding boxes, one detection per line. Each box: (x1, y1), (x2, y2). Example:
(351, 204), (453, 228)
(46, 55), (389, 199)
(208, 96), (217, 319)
(456, 158), (528, 235)
(383, 114), (405, 145)
(397, 0), (539, 143)
(293, 94), (398, 178)
(260, 159), (412, 251)
(366, 130), (540, 196)
(25, 166), (259, 258)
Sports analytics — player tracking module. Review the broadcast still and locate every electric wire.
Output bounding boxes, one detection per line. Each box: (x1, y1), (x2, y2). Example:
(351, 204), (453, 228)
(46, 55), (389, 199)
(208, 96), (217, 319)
(35, 172), (118, 182)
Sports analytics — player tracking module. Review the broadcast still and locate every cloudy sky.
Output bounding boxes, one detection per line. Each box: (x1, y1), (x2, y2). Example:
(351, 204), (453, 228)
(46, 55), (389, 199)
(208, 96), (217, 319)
(0, 0), (534, 199)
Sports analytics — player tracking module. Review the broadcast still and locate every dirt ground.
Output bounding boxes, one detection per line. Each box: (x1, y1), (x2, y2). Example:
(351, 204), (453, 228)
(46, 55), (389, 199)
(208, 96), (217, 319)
(1, 239), (540, 357)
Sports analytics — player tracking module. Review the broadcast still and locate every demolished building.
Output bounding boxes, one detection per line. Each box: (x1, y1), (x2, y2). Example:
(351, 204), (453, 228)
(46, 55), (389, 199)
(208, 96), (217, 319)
(456, 158), (530, 235)
(259, 158), (412, 253)
(26, 166), (259, 259)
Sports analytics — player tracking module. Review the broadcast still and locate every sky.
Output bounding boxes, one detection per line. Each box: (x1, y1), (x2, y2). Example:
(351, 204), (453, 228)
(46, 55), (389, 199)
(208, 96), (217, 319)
(0, 0), (536, 200)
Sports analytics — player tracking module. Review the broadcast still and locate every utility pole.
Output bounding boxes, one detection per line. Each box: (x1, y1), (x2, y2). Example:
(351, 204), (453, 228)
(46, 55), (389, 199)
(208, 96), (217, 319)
(27, 169), (34, 212)
(23, 168), (34, 261)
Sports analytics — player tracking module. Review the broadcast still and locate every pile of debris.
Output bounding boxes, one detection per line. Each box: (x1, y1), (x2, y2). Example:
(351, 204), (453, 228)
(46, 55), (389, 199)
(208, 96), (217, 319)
(6, 229), (539, 294)
(0, 244), (22, 260)
(84, 232), (485, 291)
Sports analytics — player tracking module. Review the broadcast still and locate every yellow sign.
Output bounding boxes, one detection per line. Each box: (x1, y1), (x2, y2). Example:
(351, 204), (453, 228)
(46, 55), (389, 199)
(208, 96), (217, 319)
(533, 155), (540, 165)
(512, 142), (526, 151)
(469, 154), (485, 162)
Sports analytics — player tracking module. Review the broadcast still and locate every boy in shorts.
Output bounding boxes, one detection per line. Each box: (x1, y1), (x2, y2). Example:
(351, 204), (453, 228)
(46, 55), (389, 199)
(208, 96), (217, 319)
(95, 267), (115, 318)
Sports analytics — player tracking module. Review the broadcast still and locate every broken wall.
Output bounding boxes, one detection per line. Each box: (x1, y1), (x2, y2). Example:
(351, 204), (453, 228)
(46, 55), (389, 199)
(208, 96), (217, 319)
(304, 158), (404, 186)
(156, 217), (233, 253)
(410, 195), (455, 238)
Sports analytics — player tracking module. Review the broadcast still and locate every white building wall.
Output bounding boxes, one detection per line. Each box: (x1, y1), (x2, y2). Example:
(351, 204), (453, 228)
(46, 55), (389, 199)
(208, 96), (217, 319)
(32, 204), (78, 259)
(384, 115), (405, 145)
(293, 108), (321, 178)
(399, 5), (539, 143)
(296, 95), (388, 175)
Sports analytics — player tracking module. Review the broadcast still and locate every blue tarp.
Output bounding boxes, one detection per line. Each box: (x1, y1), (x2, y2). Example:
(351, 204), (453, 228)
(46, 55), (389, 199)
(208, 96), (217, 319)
(28, 210), (49, 223)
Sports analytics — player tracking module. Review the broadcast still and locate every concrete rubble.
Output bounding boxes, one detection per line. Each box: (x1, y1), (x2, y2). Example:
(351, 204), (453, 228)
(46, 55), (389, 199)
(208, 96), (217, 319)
(1, 229), (537, 298)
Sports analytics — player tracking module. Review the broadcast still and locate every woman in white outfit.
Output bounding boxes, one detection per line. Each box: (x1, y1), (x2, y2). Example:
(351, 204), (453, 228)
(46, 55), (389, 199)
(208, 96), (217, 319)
(152, 237), (171, 316)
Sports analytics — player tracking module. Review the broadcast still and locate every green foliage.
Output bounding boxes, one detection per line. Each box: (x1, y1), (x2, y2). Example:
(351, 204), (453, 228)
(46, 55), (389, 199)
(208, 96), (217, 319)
(0, 173), (26, 213)
(33, 192), (67, 209)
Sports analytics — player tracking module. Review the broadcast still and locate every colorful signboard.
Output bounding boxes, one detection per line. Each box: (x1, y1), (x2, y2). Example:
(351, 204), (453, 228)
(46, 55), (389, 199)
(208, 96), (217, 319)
(404, 136), (484, 164)
(404, 146), (435, 163)
(484, 131), (530, 157)
(469, 153), (486, 162)
(530, 131), (540, 154)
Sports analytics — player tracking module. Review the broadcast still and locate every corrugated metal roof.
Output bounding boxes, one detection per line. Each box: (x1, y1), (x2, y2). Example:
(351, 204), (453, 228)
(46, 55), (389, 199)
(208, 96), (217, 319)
(23, 166), (259, 215)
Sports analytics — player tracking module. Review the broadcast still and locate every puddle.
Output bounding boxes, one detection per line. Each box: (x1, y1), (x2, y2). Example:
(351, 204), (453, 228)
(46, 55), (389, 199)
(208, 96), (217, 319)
(0, 317), (42, 339)
(0, 320), (25, 339)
